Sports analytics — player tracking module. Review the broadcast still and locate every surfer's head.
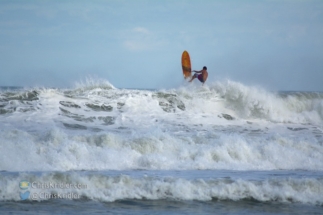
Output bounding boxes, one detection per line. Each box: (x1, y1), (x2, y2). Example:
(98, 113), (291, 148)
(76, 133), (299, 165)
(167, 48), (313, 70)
(203, 66), (207, 70)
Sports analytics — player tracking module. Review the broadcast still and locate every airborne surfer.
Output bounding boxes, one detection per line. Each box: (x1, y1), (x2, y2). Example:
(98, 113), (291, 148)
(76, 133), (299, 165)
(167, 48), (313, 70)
(189, 66), (208, 85)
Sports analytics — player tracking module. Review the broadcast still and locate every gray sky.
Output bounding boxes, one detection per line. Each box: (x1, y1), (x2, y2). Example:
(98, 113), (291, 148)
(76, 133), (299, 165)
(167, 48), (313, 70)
(1, 0), (322, 91)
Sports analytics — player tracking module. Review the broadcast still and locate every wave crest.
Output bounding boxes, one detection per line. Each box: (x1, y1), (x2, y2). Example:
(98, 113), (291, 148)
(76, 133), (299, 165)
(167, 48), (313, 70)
(74, 77), (116, 91)
(209, 80), (323, 124)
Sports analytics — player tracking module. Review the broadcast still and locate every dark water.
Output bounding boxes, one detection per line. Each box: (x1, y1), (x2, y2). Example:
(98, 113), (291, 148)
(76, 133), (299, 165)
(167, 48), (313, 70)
(1, 199), (322, 215)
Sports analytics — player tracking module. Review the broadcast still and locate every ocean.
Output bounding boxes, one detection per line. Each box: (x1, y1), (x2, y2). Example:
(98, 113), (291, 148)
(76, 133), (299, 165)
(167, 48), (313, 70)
(0, 79), (322, 214)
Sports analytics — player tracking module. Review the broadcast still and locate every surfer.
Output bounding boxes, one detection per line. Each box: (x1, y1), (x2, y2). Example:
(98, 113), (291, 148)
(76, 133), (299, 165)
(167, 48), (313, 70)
(189, 66), (208, 84)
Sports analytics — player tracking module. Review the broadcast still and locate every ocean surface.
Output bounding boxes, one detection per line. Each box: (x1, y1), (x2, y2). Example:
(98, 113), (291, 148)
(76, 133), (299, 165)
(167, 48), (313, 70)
(0, 79), (322, 214)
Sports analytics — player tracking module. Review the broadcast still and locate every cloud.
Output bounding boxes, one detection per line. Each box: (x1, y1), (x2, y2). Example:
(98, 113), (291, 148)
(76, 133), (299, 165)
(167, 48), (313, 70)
(122, 27), (167, 51)
(133, 27), (151, 35)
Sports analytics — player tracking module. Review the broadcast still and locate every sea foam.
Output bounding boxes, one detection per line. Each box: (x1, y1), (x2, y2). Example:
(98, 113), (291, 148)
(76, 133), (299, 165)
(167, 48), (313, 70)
(1, 171), (322, 205)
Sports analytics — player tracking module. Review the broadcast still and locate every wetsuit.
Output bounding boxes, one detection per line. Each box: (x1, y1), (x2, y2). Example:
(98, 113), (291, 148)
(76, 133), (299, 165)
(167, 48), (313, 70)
(193, 73), (205, 83)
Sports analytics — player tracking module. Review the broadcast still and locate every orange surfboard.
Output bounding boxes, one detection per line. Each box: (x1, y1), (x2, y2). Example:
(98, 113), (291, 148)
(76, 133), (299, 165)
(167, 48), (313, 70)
(181, 50), (191, 79)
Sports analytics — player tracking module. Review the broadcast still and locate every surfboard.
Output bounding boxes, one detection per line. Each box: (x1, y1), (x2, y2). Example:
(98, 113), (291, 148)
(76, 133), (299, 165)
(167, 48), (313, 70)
(181, 50), (191, 79)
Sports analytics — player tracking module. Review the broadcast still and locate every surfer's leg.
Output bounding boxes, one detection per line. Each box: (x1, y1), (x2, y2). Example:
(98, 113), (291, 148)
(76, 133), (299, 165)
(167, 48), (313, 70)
(189, 74), (197, 82)
(189, 77), (195, 82)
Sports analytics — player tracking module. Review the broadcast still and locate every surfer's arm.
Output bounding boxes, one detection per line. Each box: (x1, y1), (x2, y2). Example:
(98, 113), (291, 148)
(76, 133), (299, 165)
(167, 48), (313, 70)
(193, 70), (202, 74)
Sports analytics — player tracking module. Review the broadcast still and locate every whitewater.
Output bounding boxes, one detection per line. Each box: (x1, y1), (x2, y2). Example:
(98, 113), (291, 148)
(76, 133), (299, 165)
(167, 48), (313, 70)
(0, 79), (322, 214)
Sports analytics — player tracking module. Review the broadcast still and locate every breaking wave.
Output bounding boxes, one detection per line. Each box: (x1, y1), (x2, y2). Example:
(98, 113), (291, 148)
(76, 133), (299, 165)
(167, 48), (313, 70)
(1, 172), (323, 205)
(0, 79), (322, 172)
